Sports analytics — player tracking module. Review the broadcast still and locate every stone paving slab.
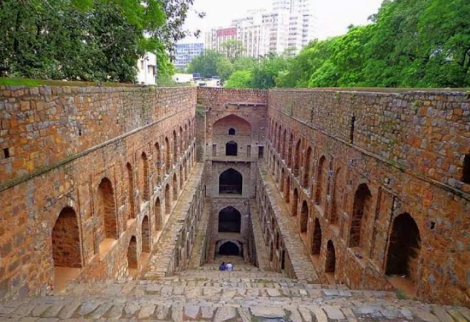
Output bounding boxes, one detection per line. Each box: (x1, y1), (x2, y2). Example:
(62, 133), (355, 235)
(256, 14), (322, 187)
(1, 296), (467, 322)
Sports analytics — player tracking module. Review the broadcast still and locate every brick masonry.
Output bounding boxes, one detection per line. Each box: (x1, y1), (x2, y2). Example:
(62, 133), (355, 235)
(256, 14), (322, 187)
(266, 89), (470, 306)
(0, 86), (198, 300)
(0, 86), (469, 307)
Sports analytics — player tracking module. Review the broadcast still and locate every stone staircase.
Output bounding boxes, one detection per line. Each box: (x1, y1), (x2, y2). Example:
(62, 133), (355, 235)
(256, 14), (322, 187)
(1, 259), (470, 321)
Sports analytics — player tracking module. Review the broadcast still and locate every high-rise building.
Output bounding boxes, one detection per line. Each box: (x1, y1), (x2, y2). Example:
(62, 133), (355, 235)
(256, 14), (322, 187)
(175, 43), (204, 70)
(273, 0), (315, 54)
(205, 27), (238, 54)
(205, 0), (314, 58)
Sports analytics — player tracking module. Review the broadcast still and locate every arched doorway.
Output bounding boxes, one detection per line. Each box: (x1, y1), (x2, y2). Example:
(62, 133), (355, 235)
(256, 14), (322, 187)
(165, 184), (171, 214)
(173, 174), (178, 201)
(141, 216), (151, 253)
(173, 130), (178, 162)
(218, 206), (241, 233)
(303, 146), (312, 188)
(325, 240), (336, 273)
(300, 201), (308, 234)
(165, 137), (171, 173)
(155, 142), (162, 183)
(52, 207), (82, 291)
(285, 175), (290, 203)
(330, 167), (343, 225)
(292, 188), (299, 216)
(219, 168), (243, 195)
(97, 177), (117, 256)
(155, 198), (162, 231)
(386, 213), (421, 285)
(287, 134), (293, 168)
(127, 236), (138, 276)
(126, 163), (135, 220)
(294, 139), (301, 176)
(219, 241), (241, 256)
(311, 218), (322, 257)
(141, 152), (149, 201)
(315, 156), (326, 206)
(226, 141), (238, 156)
(349, 183), (372, 249)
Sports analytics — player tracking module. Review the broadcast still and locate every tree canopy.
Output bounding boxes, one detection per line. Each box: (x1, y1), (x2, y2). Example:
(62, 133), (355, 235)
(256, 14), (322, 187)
(0, 0), (197, 82)
(278, 0), (470, 88)
(224, 0), (470, 89)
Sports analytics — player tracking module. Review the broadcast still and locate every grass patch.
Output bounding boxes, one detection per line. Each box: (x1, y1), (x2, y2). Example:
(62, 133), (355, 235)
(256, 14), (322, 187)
(0, 77), (137, 87)
(396, 289), (409, 300)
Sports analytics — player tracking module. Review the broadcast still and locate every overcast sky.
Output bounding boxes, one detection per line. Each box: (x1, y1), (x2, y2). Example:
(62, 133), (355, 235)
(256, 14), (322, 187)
(181, 0), (384, 43)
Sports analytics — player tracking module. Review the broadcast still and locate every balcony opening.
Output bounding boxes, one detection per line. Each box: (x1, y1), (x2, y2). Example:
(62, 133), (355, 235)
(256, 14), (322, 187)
(219, 168), (243, 195)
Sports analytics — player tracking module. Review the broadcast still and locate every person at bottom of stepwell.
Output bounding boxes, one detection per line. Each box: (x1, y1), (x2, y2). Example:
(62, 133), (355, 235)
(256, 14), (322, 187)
(226, 262), (233, 271)
(219, 262), (226, 271)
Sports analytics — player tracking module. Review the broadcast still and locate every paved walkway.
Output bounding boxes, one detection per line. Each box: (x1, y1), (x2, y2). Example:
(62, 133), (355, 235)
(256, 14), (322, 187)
(257, 164), (318, 282)
(2, 262), (469, 321)
(141, 164), (204, 280)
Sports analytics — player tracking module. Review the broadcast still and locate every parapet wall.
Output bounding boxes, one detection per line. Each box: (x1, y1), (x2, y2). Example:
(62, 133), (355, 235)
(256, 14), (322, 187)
(0, 86), (197, 187)
(269, 89), (470, 193)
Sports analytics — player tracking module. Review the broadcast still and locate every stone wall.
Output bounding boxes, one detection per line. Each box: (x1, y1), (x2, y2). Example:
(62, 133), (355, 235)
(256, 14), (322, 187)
(0, 86), (196, 186)
(267, 89), (470, 306)
(0, 86), (197, 300)
(198, 88), (268, 264)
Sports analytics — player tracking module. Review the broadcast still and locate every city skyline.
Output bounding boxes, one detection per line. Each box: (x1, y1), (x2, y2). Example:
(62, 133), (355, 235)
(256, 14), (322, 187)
(181, 0), (384, 43)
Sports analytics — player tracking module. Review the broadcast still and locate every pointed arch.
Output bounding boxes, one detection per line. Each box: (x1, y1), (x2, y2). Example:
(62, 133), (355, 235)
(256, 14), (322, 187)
(155, 198), (162, 231)
(165, 137), (171, 173)
(173, 173), (178, 201)
(282, 129), (287, 160)
(173, 130), (178, 163)
(315, 156), (327, 207)
(218, 206), (242, 233)
(142, 216), (151, 253)
(155, 142), (162, 183)
(300, 201), (308, 234)
(325, 240), (336, 273)
(330, 167), (343, 225)
(98, 177), (117, 239)
(178, 166), (182, 190)
(294, 139), (301, 176)
(141, 152), (149, 202)
(311, 217), (322, 255)
(280, 168), (285, 191)
(226, 141), (238, 156)
(386, 213), (421, 283)
(127, 236), (138, 270)
(287, 133), (294, 168)
(303, 146), (312, 188)
(213, 114), (252, 136)
(284, 175), (291, 203)
(184, 123), (189, 149)
(165, 184), (171, 214)
(219, 168), (243, 195)
(292, 188), (299, 216)
(179, 126), (184, 154)
(349, 183), (372, 248)
(53, 207), (82, 268)
(126, 163), (135, 220)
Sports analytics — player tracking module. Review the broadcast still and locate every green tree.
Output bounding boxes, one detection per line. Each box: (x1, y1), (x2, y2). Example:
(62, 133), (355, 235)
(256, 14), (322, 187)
(251, 54), (291, 89)
(220, 40), (245, 62)
(0, 0), (196, 82)
(225, 70), (253, 88)
(187, 50), (233, 80)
